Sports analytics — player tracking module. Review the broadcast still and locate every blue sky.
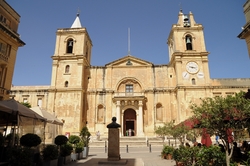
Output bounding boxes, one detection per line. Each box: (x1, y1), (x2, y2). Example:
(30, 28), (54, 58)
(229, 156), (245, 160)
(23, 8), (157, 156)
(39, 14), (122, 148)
(6, 0), (250, 86)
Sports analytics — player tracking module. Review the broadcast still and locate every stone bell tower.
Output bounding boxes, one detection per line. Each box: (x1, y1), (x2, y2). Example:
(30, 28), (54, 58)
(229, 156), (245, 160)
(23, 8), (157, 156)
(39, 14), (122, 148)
(167, 10), (211, 122)
(49, 13), (92, 134)
(167, 10), (210, 86)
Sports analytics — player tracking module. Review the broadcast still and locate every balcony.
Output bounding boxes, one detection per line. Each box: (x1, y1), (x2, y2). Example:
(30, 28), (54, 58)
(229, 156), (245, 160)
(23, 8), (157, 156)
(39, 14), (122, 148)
(114, 92), (144, 97)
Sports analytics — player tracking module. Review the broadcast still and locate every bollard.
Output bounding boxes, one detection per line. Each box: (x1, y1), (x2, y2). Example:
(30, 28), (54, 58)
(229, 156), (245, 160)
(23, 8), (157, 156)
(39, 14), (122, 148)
(149, 144), (151, 153)
(126, 145), (128, 153)
(105, 140), (107, 153)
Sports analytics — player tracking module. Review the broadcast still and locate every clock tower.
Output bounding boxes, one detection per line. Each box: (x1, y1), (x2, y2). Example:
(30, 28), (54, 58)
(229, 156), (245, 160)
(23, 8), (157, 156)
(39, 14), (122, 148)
(167, 10), (211, 122)
(167, 10), (210, 86)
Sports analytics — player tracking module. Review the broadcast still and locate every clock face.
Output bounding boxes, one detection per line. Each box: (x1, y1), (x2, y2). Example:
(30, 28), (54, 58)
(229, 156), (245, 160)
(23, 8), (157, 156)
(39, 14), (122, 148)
(186, 61), (199, 74)
(197, 71), (204, 78)
(182, 71), (190, 79)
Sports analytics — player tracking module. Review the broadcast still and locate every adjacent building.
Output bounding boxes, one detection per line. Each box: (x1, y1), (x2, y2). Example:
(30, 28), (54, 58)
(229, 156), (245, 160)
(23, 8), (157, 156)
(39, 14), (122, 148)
(10, 10), (250, 137)
(0, 0), (25, 100)
(238, 0), (250, 58)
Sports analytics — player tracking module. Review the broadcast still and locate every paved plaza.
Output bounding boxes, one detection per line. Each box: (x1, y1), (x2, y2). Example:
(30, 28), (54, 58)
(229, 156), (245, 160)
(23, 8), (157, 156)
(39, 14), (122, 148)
(67, 146), (176, 166)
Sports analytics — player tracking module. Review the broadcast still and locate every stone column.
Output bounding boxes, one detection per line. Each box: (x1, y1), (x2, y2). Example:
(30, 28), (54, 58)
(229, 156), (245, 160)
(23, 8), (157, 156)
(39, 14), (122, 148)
(137, 101), (144, 136)
(116, 101), (121, 124)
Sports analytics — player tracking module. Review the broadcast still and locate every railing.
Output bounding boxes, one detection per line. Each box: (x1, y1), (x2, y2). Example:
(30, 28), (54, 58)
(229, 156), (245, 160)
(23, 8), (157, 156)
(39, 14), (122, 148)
(0, 52), (8, 62)
(113, 92), (144, 97)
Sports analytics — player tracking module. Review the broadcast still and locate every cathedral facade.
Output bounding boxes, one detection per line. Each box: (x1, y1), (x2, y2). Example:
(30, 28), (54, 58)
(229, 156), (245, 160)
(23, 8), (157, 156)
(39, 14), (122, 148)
(10, 11), (250, 137)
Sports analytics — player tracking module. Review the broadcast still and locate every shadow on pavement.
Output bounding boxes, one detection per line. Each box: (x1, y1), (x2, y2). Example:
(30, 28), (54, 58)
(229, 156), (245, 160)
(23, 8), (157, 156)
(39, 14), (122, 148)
(71, 158), (143, 166)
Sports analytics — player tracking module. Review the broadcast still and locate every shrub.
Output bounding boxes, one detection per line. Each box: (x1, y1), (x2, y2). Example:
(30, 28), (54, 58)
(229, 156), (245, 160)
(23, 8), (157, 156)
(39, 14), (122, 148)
(172, 145), (193, 165)
(68, 135), (81, 145)
(80, 126), (91, 147)
(7, 146), (33, 166)
(20, 133), (41, 148)
(75, 141), (84, 153)
(162, 145), (175, 155)
(60, 143), (73, 157)
(0, 132), (4, 146)
(195, 146), (226, 165)
(54, 135), (68, 146)
(42, 145), (59, 161)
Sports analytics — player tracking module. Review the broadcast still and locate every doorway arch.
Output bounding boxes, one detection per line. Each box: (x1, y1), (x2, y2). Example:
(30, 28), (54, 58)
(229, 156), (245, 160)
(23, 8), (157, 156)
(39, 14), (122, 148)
(123, 109), (136, 136)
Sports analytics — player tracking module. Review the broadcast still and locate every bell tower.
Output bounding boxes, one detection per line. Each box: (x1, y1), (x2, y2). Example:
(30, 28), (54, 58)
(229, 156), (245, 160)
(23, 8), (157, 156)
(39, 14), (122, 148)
(49, 13), (92, 133)
(167, 10), (210, 86)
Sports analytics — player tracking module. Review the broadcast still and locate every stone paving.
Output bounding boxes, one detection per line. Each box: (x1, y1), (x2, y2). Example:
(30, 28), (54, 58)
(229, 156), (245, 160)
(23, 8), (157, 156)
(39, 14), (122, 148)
(67, 146), (176, 166)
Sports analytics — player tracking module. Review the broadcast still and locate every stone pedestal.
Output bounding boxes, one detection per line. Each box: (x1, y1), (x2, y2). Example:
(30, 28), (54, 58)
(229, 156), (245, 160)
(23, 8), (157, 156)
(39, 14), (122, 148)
(99, 117), (127, 165)
(108, 128), (120, 161)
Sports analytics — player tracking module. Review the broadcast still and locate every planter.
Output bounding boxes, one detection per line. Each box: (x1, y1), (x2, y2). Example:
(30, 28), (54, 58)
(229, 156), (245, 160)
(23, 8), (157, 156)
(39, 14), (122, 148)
(64, 155), (71, 164)
(57, 156), (63, 166)
(176, 161), (184, 166)
(43, 159), (58, 166)
(162, 153), (167, 159)
(82, 147), (89, 159)
(167, 154), (172, 160)
(71, 153), (77, 161)
(77, 152), (83, 160)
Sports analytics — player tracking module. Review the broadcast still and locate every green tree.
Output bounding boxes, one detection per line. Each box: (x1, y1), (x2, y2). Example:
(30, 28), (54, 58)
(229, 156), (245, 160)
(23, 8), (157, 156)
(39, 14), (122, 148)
(155, 122), (172, 139)
(190, 91), (250, 166)
(155, 121), (190, 145)
(20, 101), (31, 108)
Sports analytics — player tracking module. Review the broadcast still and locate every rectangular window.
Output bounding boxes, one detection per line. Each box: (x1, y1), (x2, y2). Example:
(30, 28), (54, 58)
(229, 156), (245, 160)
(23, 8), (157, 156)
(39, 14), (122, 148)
(213, 92), (222, 97)
(6, 44), (11, 57)
(125, 84), (133, 96)
(37, 98), (42, 107)
(23, 98), (27, 103)
(126, 84), (133, 92)
(225, 92), (234, 96)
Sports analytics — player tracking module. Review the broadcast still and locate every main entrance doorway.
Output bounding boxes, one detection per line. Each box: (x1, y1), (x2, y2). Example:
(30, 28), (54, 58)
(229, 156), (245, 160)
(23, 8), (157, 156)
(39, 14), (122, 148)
(123, 109), (136, 136)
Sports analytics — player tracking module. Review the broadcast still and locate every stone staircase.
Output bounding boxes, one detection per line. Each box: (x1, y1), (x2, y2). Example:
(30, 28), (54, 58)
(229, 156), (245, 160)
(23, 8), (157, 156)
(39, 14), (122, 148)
(89, 136), (180, 148)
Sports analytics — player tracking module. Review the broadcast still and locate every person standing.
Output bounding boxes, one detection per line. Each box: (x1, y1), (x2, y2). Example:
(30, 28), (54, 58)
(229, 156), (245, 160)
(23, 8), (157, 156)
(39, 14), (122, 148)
(96, 131), (100, 141)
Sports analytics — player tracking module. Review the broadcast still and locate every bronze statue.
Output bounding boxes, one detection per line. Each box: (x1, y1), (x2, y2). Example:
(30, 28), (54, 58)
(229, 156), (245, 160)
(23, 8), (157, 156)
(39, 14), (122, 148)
(107, 117), (121, 128)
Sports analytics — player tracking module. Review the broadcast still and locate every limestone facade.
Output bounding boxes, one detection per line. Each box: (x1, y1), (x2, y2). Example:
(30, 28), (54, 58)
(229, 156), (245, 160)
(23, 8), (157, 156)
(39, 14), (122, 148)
(10, 11), (250, 137)
(238, 0), (250, 57)
(0, 0), (25, 100)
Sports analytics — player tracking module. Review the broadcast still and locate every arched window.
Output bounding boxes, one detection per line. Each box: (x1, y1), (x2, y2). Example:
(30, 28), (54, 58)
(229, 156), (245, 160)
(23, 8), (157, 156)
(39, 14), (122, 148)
(65, 65), (70, 73)
(156, 103), (163, 121)
(64, 81), (69, 87)
(185, 35), (193, 50)
(192, 78), (196, 85)
(97, 105), (104, 123)
(66, 39), (74, 53)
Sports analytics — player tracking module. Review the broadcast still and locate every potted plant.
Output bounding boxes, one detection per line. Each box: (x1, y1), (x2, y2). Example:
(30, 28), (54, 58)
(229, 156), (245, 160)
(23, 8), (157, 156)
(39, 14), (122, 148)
(195, 146), (226, 166)
(173, 145), (193, 166)
(60, 143), (73, 164)
(20, 133), (42, 165)
(79, 126), (91, 158)
(7, 146), (33, 166)
(42, 144), (59, 166)
(75, 141), (84, 160)
(161, 145), (175, 159)
(54, 135), (68, 166)
(68, 135), (81, 161)
(0, 132), (4, 162)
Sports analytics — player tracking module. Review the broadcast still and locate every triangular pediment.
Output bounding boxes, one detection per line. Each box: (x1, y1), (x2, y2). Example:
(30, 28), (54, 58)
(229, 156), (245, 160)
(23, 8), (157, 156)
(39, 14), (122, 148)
(105, 55), (153, 67)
